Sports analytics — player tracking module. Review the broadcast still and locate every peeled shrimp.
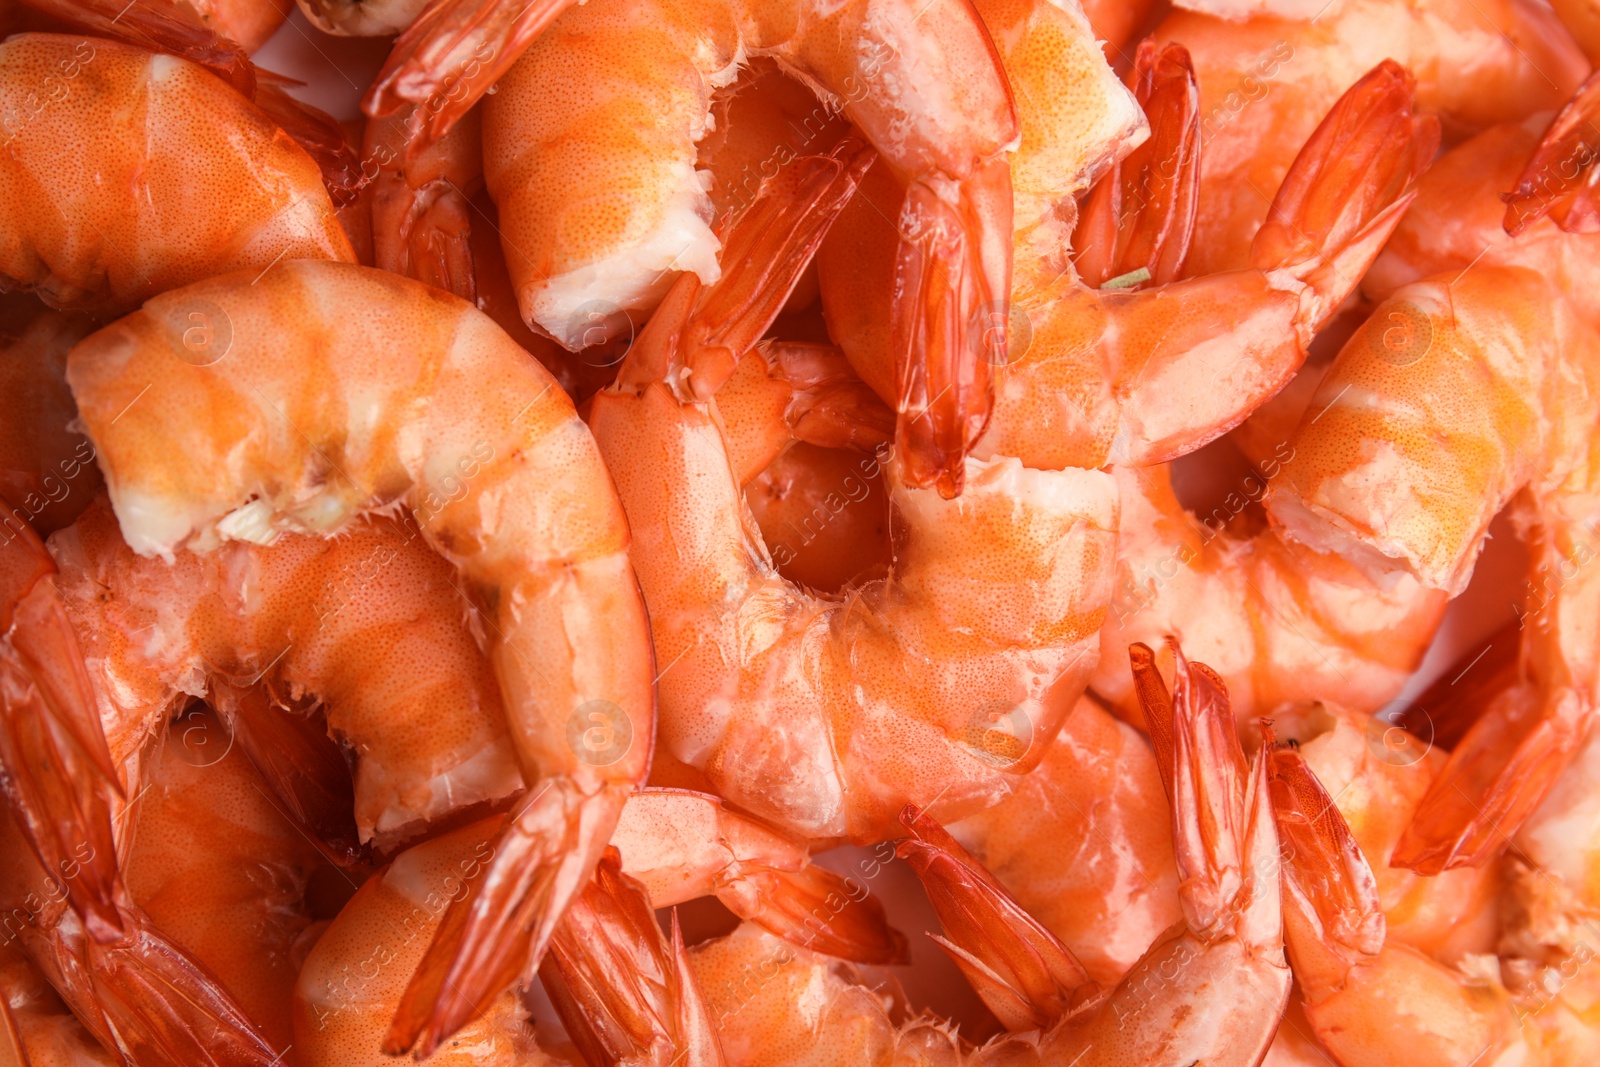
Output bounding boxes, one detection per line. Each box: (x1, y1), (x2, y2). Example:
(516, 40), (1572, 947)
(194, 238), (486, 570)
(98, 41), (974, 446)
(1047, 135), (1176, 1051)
(901, 645), (1290, 1066)
(1149, 0), (1588, 275)
(589, 141), (1117, 844)
(946, 693), (1182, 987)
(293, 819), (575, 1067)
(488, 0), (1019, 495)
(63, 258), (654, 1056)
(49, 496), (523, 853)
(1267, 727), (1550, 1066)
(823, 40), (1436, 474)
(120, 704), (327, 1055)
(0, 34), (353, 314)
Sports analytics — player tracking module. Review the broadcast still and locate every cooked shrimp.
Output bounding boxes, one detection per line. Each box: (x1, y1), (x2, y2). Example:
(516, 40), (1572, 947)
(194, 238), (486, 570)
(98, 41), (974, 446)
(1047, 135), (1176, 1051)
(0, 941), (117, 1066)
(0, 800), (284, 1066)
(1267, 727), (1549, 1066)
(1149, 0), (1587, 275)
(537, 848), (723, 1067)
(687, 922), (968, 1067)
(488, 0), (1020, 496)
(902, 645), (1291, 1066)
(0, 296), (98, 538)
(292, 819), (574, 1067)
(946, 692), (1182, 987)
(121, 705), (327, 1054)
(0, 34), (353, 314)
(823, 44), (1436, 473)
(63, 259), (654, 1056)
(589, 140), (1117, 844)
(48, 496), (523, 854)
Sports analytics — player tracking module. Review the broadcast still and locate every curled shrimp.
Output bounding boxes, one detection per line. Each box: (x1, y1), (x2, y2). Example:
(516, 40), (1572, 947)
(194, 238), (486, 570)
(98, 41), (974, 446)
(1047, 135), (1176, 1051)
(1149, 0), (1587, 275)
(63, 259), (654, 1055)
(487, 0), (1019, 496)
(1253, 82), (1600, 873)
(946, 692), (1182, 987)
(0, 33), (353, 314)
(823, 39), (1436, 475)
(589, 139), (1117, 844)
(1266, 727), (1553, 1066)
(50, 494), (523, 854)
(901, 644), (1290, 1066)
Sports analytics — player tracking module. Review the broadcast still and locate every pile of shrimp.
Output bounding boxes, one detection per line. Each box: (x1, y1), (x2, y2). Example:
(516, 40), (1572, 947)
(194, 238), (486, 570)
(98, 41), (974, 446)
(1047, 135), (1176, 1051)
(6, 0), (1600, 1062)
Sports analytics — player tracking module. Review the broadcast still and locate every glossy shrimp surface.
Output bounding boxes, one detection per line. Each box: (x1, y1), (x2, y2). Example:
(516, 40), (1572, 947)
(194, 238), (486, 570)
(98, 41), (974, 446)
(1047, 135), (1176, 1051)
(0, 34), (353, 314)
(590, 143), (1117, 844)
(63, 259), (654, 1055)
(488, 0), (1018, 494)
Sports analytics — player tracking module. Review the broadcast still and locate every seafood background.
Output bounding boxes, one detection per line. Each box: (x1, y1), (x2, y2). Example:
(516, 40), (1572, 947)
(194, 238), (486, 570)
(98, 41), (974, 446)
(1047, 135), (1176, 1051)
(2, 0), (1594, 1064)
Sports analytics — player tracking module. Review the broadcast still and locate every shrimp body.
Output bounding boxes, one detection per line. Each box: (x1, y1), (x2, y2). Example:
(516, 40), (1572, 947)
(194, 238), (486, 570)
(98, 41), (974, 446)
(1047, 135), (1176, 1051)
(948, 694), (1182, 986)
(63, 259), (654, 1054)
(0, 942), (118, 1066)
(590, 130), (1119, 852)
(1150, 0), (1587, 275)
(121, 705), (327, 1055)
(488, 0), (1018, 494)
(0, 35), (353, 314)
(293, 820), (570, 1067)
(50, 496), (524, 851)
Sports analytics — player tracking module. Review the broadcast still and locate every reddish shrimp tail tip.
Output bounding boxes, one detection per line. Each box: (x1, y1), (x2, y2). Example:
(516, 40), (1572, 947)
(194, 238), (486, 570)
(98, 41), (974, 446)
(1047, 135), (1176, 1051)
(1074, 40), (1200, 289)
(892, 157), (1012, 499)
(384, 782), (627, 1057)
(895, 805), (1092, 1032)
(1251, 59), (1440, 330)
(721, 860), (909, 967)
(1, 510), (122, 940)
(37, 899), (283, 1067)
(215, 684), (365, 869)
(538, 849), (724, 1067)
(1502, 69), (1600, 235)
(365, 0), (577, 152)
(1264, 723), (1384, 962)
(620, 137), (874, 397)
(1391, 684), (1583, 874)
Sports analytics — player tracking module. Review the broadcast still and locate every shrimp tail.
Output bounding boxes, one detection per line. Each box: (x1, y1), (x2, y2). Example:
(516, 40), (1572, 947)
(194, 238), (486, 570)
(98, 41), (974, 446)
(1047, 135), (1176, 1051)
(683, 140), (876, 400)
(1250, 59), (1440, 336)
(370, 170), (477, 301)
(1264, 721), (1386, 985)
(895, 804), (1092, 1032)
(617, 136), (875, 397)
(1074, 40), (1200, 290)
(383, 780), (627, 1058)
(1502, 68), (1600, 234)
(363, 0), (576, 154)
(714, 860), (909, 967)
(891, 157), (1011, 499)
(1392, 620), (1520, 751)
(1391, 683), (1585, 873)
(30, 901), (284, 1067)
(20, 0), (254, 96)
(213, 682), (365, 869)
(252, 79), (365, 207)
(536, 849), (725, 1067)
(0, 508), (122, 942)
(763, 342), (895, 453)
